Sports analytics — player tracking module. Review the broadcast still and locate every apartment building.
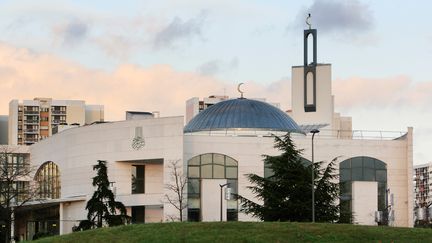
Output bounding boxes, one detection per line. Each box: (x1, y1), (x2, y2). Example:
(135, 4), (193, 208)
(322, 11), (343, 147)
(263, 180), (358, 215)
(8, 98), (104, 145)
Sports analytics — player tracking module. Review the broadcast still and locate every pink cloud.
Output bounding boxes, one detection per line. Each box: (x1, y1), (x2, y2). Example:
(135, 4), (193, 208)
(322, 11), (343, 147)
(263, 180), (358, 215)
(333, 76), (432, 110)
(0, 42), (291, 122)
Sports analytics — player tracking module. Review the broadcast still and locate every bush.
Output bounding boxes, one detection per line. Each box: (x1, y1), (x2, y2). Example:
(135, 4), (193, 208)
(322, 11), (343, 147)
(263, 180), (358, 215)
(73, 220), (94, 232)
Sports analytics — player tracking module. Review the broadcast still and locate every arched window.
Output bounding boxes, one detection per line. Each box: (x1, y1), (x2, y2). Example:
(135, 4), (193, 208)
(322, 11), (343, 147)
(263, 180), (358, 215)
(187, 153), (238, 222)
(339, 156), (387, 223)
(35, 161), (61, 199)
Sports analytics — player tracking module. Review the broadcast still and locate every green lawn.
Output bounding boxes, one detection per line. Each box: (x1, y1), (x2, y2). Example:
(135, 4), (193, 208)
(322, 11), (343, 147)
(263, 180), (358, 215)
(30, 222), (432, 243)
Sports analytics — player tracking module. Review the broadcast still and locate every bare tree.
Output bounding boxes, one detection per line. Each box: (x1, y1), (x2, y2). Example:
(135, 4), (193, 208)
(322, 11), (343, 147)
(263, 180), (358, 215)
(164, 160), (188, 222)
(0, 146), (38, 243)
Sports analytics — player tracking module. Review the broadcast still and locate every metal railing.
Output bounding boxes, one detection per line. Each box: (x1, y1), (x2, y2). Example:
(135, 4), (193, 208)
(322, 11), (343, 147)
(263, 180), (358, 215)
(23, 120), (39, 124)
(51, 110), (66, 115)
(23, 110), (39, 114)
(185, 128), (407, 141)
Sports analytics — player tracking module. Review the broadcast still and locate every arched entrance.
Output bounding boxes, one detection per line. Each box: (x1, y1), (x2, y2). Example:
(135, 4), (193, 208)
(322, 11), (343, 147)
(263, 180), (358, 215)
(339, 156), (387, 224)
(187, 153), (238, 221)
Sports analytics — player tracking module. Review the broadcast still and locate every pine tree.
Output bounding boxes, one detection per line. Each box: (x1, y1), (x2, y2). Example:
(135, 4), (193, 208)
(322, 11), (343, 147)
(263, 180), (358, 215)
(238, 133), (340, 222)
(85, 160), (129, 228)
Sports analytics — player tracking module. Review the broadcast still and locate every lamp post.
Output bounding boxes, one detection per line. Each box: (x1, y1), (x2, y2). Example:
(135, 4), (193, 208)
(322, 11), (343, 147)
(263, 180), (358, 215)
(219, 183), (230, 222)
(310, 129), (320, 223)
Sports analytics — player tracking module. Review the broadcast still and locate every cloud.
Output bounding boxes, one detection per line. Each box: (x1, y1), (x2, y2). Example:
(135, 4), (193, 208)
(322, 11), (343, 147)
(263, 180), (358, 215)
(197, 58), (238, 76)
(292, 0), (374, 35)
(333, 76), (432, 111)
(153, 11), (208, 49)
(53, 18), (89, 46)
(0, 42), (289, 121)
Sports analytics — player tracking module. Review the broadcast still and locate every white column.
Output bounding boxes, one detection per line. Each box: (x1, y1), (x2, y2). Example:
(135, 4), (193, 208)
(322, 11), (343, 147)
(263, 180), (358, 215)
(59, 203), (64, 235)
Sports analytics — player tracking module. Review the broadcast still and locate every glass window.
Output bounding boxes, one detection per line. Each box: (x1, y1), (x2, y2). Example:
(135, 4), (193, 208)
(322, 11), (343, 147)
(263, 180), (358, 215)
(188, 209), (200, 222)
(188, 198), (200, 208)
(131, 206), (145, 224)
(213, 165), (225, 178)
(188, 179), (200, 196)
(351, 167), (363, 181)
(201, 164), (212, 178)
(226, 157), (237, 166)
(226, 167), (238, 179)
(36, 161), (60, 199)
(363, 158), (375, 168)
(264, 166), (274, 178)
(213, 154), (225, 165)
(339, 160), (351, 169)
(188, 166), (200, 178)
(363, 168), (375, 181)
(339, 156), (388, 224)
(376, 170), (387, 182)
(132, 165), (145, 194)
(188, 156), (200, 166)
(340, 169), (351, 182)
(227, 179), (238, 195)
(201, 154), (212, 165)
(375, 161), (386, 170)
(351, 157), (363, 168)
(187, 153), (239, 222)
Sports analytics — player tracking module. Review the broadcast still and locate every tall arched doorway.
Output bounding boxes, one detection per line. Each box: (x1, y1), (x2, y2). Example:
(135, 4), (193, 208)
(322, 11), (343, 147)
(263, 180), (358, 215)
(339, 156), (387, 224)
(187, 153), (238, 221)
(35, 161), (61, 199)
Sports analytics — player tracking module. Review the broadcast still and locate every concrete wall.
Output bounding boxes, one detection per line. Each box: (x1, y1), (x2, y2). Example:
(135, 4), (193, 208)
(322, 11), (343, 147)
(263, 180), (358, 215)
(291, 64), (334, 127)
(30, 116), (184, 234)
(352, 181), (378, 225)
(184, 130), (413, 227)
(8, 100), (18, 145)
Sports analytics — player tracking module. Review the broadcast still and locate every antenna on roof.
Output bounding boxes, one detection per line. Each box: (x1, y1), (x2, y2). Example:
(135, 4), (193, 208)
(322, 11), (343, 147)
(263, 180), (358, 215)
(306, 13), (312, 29)
(237, 82), (244, 98)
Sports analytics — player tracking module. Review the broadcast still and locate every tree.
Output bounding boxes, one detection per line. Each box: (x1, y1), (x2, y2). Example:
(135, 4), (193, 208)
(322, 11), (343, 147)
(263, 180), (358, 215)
(84, 160), (129, 229)
(164, 160), (187, 222)
(238, 133), (340, 222)
(0, 146), (38, 243)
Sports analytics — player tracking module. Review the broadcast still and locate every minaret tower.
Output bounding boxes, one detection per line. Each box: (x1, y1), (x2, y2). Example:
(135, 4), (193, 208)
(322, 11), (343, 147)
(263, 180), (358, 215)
(304, 13), (317, 112)
(290, 14), (334, 128)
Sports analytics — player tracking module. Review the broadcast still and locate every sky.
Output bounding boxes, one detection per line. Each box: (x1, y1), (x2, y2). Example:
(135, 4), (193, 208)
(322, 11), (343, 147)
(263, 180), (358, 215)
(0, 0), (430, 164)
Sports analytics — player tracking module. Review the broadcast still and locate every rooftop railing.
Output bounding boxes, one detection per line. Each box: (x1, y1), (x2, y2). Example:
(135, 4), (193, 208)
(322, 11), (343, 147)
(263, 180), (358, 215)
(185, 128), (407, 141)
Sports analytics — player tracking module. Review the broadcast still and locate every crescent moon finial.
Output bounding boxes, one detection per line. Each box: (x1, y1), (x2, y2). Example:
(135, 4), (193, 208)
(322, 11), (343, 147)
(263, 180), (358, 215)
(306, 13), (311, 29)
(237, 82), (244, 98)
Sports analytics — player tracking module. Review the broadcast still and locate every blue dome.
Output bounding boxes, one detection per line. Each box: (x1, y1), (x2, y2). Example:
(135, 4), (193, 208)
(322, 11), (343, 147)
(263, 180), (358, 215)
(184, 98), (304, 134)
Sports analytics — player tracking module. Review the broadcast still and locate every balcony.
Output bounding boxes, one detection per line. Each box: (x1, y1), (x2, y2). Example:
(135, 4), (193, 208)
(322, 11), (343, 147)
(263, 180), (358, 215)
(23, 110), (40, 115)
(51, 110), (66, 115)
(23, 120), (39, 124)
(24, 138), (38, 144)
(23, 129), (39, 134)
(51, 120), (66, 124)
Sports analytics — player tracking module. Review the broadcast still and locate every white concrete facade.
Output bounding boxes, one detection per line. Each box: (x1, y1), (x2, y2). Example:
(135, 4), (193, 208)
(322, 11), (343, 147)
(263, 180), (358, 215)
(29, 116), (184, 235)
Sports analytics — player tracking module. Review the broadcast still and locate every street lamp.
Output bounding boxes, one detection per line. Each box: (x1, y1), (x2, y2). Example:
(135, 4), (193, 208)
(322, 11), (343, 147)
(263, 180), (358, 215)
(310, 129), (320, 223)
(219, 183), (230, 222)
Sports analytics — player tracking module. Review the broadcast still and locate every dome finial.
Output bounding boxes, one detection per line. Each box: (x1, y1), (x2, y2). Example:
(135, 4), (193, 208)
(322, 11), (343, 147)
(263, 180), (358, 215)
(237, 82), (245, 98)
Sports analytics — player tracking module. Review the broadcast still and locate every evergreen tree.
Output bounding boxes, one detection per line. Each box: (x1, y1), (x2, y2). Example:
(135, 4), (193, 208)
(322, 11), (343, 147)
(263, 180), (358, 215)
(238, 133), (340, 222)
(85, 160), (129, 228)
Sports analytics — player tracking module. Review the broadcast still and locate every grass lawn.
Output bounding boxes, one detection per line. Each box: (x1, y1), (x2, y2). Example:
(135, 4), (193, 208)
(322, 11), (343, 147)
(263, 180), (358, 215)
(30, 222), (432, 243)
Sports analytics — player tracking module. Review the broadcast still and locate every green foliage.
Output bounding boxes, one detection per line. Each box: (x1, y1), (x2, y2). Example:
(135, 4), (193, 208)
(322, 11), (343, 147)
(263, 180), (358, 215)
(238, 133), (339, 222)
(30, 222), (432, 243)
(85, 160), (129, 228)
(32, 231), (53, 240)
(72, 220), (93, 232)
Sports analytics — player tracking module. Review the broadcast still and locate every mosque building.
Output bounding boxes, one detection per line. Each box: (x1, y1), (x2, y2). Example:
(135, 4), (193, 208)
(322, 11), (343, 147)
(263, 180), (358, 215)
(10, 25), (413, 240)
